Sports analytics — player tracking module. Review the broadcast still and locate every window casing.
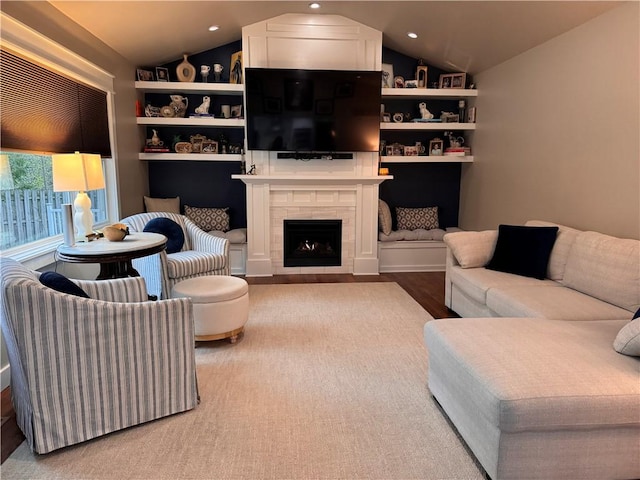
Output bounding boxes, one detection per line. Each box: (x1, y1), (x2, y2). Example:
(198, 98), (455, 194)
(0, 13), (119, 269)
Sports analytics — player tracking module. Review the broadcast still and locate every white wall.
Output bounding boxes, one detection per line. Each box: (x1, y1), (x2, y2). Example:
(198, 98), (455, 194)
(460, 2), (639, 239)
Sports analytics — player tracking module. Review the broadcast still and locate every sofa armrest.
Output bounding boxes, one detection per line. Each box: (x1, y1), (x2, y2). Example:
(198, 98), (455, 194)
(443, 230), (498, 268)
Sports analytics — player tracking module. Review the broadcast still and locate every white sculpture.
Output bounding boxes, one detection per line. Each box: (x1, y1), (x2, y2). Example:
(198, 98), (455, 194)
(195, 96), (211, 115)
(419, 102), (434, 120)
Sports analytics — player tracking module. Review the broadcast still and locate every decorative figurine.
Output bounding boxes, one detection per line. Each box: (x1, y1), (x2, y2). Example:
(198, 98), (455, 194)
(418, 102), (434, 120)
(195, 96), (211, 115)
(168, 95), (188, 117)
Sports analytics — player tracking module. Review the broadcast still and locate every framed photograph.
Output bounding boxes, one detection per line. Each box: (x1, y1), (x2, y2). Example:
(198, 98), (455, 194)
(190, 134), (207, 153)
(201, 140), (218, 154)
(429, 138), (444, 156)
(155, 67), (169, 82)
(467, 106), (477, 123)
(136, 69), (155, 82)
(404, 145), (418, 156)
(382, 113), (391, 123)
(230, 50), (243, 84)
(443, 113), (460, 123)
(381, 63), (394, 88)
(231, 104), (243, 118)
(439, 73), (467, 89)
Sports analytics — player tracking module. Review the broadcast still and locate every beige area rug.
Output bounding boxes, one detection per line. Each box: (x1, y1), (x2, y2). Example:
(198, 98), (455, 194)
(2, 282), (483, 480)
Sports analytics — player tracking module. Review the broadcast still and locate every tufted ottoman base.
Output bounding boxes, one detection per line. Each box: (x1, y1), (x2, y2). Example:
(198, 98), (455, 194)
(172, 275), (249, 343)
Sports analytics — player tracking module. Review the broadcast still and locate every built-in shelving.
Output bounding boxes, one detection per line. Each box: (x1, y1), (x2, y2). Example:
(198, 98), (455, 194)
(135, 81), (244, 95)
(380, 123), (475, 131)
(138, 153), (244, 161)
(136, 117), (245, 128)
(380, 155), (474, 163)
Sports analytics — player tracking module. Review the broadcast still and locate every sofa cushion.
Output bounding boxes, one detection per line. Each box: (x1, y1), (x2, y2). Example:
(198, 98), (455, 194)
(486, 225), (559, 280)
(562, 231), (640, 313)
(614, 318), (640, 356)
(424, 317), (639, 433)
(208, 228), (247, 244)
(396, 206), (439, 230)
(525, 220), (581, 281)
(449, 266), (559, 305)
(39, 271), (89, 298)
(378, 199), (392, 235)
(444, 230), (497, 268)
(486, 284), (633, 320)
(143, 217), (185, 254)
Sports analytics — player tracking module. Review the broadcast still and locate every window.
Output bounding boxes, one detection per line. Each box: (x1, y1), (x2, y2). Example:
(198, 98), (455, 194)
(0, 151), (107, 250)
(0, 12), (118, 268)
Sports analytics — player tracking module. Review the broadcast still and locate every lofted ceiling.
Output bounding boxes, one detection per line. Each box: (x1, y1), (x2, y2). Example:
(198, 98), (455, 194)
(48, 1), (620, 75)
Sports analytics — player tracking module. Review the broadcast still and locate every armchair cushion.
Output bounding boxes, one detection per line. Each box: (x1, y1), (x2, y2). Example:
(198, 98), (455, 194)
(167, 250), (227, 278)
(39, 271), (89, 298)
(144, 217), (184, 253)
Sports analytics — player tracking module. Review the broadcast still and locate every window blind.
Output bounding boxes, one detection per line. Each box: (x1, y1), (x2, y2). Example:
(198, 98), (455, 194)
(0, 49), (111, 156)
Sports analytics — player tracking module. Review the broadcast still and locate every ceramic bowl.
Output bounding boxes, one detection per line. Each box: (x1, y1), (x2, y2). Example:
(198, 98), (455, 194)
(103, 226), (128, 242)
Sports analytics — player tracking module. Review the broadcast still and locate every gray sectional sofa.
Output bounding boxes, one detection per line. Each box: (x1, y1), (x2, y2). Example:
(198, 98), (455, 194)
(424, 220), (640, 479)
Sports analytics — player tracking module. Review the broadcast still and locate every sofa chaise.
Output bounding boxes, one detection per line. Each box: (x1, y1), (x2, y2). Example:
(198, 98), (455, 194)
(424, 220), (640, 479)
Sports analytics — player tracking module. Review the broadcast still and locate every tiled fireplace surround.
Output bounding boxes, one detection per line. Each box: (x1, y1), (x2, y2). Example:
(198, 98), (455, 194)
(234, 154), (390, 276)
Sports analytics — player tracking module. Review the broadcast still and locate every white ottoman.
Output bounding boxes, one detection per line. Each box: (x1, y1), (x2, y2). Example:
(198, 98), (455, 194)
(171, 275), (249, 343)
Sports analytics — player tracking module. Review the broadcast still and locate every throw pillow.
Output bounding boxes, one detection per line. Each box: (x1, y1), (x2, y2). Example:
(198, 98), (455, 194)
(613, 318), (640, 357)
(143, 217), (185, 254)
(184, 205), (230, 232)
(634, 307), (640, 320)
(396, 206), (439, 231)
(444, 230), (498, 268)
(486, 225), (559, 280)
(39, 271), (90, 298)
(378, 199), (392, 235)
(144, 196), (180, 214)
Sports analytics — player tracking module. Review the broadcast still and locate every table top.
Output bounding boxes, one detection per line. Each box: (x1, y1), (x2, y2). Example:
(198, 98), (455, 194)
(57, 232), (167, 258)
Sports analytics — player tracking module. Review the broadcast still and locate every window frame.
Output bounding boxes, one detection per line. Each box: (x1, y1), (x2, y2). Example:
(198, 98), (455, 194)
(0, 13), (120, 270)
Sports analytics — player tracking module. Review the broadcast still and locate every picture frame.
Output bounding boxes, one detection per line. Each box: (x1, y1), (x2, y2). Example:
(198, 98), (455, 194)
(381, 63), (394, 88)
(201, 140), (218, 154)
(136, 69), (155, 82)
(404, 145), (418, 156)
(231, 104), (243, 118)
(190, 134), (207, 153)
(443, 113), (460, 123)
(428, 138), (444, 156)
(467, 106), (477, 123)
(439, 73), (467, 89)
(382, 113), (391, 123)
(155, 67), (169, 82)
(230, 51), (243, 84)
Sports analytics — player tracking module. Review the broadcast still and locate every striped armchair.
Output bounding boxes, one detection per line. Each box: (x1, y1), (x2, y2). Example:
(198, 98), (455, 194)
(121, 212), (229, 300)
(0, 257), (199, 454)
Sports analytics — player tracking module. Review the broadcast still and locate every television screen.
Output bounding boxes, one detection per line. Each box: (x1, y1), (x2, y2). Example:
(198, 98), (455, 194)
(245, 68), (381, 153)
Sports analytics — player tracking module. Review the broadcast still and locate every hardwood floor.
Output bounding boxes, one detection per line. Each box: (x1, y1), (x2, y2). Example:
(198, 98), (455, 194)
(0, 272), (455, 463)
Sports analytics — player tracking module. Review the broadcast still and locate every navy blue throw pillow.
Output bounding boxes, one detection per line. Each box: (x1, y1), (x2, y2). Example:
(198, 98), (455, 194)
(143, 217), (185, 254)
(486, 225), (559, 280)
(40, 271), (90, 298)
(633, 307), (640, 320)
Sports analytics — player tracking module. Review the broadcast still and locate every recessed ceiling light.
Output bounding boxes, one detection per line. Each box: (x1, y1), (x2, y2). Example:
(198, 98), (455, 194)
(407, 32), (418, 39)
(309, 2), (321, 9)
(208, 25), (220, 32)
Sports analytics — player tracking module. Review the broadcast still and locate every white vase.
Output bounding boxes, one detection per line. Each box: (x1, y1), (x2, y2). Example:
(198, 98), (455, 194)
(176, 54), (196, 82)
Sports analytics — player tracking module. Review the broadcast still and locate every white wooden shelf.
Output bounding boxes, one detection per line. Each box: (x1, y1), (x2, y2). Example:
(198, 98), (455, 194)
(232, 175), (393, 186)
(380, 122), (476, 131)
(380, 155), (474, 163)
(139, 153), (244, 161)
(381, 88), (477, 99)
(135, 81), (244, 95)
(136, 117), (245, 127)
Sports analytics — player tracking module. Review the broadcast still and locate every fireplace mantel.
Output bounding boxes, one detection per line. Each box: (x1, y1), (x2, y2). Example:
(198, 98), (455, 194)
(232, 175), (393, 186)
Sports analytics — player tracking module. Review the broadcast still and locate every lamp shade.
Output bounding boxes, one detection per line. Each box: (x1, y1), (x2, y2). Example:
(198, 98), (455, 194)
(52, 152), (105, 192)
(0, 154), (14, 190)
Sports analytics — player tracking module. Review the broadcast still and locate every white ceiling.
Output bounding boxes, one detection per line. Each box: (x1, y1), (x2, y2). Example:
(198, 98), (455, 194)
(49, 1), (620, 74)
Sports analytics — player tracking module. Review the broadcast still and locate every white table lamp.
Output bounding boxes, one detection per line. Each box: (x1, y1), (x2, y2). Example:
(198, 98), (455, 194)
(52, 152), (105, 240)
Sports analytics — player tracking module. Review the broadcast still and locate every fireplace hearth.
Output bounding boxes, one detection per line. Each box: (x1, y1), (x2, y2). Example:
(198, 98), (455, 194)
(283, 219), (342, 267)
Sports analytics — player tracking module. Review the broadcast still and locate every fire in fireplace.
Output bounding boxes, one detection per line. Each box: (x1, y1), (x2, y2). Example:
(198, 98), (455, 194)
(283, 219), (342, 267)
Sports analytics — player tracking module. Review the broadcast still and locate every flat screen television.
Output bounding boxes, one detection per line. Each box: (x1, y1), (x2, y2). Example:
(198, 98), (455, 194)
(245, 68), (381, 153)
